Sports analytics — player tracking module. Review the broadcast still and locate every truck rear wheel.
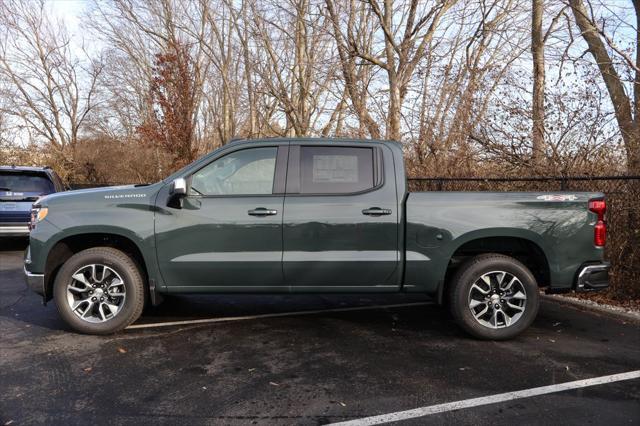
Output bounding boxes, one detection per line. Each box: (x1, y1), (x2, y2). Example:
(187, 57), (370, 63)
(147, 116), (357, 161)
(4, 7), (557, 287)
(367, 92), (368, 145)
(53, 247), (145, 335)
(449, 254), (539, 340)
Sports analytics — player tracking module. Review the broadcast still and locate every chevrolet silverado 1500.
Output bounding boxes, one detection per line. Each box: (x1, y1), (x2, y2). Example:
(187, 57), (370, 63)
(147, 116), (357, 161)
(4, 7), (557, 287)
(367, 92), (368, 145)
(24, 138), (609, 338)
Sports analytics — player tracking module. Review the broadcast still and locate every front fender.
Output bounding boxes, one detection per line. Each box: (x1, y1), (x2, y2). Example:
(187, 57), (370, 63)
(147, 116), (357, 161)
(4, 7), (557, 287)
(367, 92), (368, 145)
(28, 208), (162, 292)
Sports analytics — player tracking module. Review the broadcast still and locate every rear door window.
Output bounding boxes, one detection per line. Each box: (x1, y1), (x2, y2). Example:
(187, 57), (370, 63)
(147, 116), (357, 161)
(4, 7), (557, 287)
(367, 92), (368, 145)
(299, 146), (375, 194)
(0, 172), (54, 194)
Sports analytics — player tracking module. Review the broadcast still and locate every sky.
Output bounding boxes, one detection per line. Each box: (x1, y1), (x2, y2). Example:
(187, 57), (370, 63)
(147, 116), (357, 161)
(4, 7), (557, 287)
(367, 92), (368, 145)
(48, 0), (87, 35)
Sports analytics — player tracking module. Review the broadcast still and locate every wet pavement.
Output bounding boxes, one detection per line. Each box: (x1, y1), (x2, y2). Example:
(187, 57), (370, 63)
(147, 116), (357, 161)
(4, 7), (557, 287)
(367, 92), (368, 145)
(1, 239), (639, 425)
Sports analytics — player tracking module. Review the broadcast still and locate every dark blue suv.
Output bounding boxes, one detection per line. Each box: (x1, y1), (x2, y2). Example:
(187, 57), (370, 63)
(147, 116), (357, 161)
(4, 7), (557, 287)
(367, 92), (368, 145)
(0, 166), (65, 237)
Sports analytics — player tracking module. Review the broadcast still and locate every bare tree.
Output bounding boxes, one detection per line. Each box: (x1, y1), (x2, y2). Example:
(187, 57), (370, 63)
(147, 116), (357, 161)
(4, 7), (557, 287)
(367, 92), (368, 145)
(0, 0), (101, 174)
(248, 0), (337, 137)
(88, 0), (214, 152)
(569, 0), (640, 174)
(0, 0), (630, 181)
(85, 1), (162, 142)
(325, 0), (381, 138)
(349, 0), (456, 141)
(178, 0), (243, 145)
(226, 0), (258, 138)
(401, 0), (530, 176)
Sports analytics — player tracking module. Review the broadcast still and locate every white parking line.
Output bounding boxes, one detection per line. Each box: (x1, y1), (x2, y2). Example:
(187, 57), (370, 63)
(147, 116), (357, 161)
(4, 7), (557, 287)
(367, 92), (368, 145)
(329, 370), (640, 426)
(126, 301), (433, 330)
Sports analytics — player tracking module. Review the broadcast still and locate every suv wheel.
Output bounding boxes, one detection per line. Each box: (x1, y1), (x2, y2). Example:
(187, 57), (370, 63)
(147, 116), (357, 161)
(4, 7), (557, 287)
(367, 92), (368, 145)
(449, 254), (539, 340)
(53, 247), (145, 335)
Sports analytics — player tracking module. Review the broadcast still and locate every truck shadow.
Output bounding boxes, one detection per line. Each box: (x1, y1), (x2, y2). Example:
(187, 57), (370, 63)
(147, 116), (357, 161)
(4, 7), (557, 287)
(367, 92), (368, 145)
(135, 294), (462, 338)
(4, 289), (456, 336)
(140, 293), (439, 325)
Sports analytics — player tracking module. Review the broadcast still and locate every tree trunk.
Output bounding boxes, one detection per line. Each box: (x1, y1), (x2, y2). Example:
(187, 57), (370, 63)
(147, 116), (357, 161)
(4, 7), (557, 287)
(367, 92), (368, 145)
(569, 0), (639, 174)
(241, 1), (256, 138)
(531, 0), (545, 171)
(632, 0), (640, 175)
(387, 76), (401, 141)
(628, 133), (640, 175)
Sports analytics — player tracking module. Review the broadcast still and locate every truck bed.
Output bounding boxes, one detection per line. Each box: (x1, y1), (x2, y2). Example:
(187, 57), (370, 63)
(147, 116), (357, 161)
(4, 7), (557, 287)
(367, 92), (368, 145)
(403, 191), (605, 295)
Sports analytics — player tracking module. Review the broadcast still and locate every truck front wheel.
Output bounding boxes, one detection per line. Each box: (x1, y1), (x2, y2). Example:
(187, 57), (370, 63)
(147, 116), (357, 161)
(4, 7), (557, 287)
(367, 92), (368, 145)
(53, 247), (145, 335)
(449, 254), (539, 340)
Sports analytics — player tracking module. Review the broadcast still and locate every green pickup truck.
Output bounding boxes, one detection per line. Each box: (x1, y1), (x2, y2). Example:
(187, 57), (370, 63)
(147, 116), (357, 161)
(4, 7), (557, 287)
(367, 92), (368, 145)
(24, 138), (609, 339)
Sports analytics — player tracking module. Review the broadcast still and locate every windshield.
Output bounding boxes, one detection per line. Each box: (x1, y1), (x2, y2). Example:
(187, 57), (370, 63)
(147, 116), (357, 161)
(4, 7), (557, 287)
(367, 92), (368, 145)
(0, 172), (54, 194)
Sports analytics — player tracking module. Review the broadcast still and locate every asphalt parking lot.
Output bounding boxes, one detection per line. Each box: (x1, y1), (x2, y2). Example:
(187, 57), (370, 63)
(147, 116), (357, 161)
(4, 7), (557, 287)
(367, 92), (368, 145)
(1, 239), (639, 425)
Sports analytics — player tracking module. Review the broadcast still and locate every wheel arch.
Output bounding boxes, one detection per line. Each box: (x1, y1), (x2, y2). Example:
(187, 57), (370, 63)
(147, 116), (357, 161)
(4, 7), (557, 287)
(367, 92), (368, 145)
(438, 233), (551, 304)
(44, 232), (150, 301)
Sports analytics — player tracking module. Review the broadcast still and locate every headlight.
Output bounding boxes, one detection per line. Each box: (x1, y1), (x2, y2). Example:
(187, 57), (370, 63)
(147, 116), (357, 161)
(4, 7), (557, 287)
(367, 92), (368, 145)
(29, 206), (48, 231)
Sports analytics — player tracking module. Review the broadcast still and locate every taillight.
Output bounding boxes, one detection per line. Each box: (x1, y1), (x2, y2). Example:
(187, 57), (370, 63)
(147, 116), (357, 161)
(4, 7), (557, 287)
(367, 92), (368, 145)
(589, 200), (606, 217)
(589, 199), (606, 247)
(594, 221), (606, 246)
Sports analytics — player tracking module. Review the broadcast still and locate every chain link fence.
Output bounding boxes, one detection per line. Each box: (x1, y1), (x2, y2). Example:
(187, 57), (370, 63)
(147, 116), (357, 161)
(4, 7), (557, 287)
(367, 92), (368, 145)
(408, 176), (640, 302)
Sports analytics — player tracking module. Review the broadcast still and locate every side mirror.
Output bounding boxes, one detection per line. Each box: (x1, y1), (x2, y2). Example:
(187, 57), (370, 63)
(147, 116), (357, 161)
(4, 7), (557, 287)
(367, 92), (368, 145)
(167, 178), (187, 208)
(170, 178), (187, 196)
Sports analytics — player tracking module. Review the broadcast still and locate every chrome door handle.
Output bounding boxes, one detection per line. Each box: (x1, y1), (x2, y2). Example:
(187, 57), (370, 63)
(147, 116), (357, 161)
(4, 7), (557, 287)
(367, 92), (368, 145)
(248, 207), (278, 216)
(362, 207), (392, 216)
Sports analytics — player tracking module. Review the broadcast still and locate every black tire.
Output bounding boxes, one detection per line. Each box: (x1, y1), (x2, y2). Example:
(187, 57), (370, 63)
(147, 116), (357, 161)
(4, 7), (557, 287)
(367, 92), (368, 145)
(53, 247), (145, 335)
(449, 254), (539, 340)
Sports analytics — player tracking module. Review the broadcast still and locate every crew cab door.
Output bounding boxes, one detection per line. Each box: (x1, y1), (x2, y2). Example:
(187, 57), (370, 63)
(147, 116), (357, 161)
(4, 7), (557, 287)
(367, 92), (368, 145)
(283, 143), (401, 291)
(155, 144), (288, 290)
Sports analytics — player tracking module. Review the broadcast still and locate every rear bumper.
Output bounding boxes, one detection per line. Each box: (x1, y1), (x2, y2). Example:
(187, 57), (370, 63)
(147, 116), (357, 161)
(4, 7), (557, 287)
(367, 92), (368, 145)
(575, 263), (610, 292)
(0, 225), (29, 237)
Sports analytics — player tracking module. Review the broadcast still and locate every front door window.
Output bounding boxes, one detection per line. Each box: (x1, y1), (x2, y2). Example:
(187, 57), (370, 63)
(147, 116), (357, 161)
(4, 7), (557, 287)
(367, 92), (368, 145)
(190, 147), (277, 196)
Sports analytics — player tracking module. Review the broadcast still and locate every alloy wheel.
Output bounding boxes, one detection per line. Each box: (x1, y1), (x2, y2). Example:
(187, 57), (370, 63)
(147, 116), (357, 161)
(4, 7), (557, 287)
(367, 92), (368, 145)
(65, 264), (126, 323)
(467, 270), (527, 329)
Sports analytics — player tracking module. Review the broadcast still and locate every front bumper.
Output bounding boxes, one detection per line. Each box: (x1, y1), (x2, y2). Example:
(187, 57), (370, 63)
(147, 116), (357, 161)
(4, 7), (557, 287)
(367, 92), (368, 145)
(24, 266), (45, 296)
(575, 263), (610, 292)
(24, 245), (46, 299)
(0, 225), (29, 237)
